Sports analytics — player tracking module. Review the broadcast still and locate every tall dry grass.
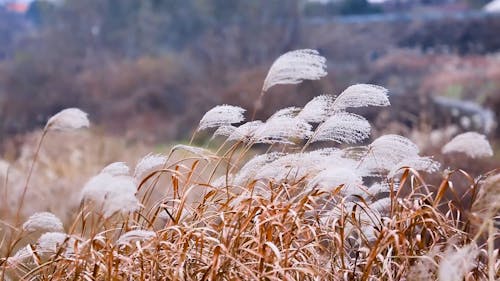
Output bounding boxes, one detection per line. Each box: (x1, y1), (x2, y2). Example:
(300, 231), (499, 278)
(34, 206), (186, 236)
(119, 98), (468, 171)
(0, 50), (498, 281)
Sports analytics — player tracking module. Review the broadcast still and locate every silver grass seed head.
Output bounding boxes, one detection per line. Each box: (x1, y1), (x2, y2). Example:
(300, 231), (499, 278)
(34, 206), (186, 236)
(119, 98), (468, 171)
(387, 156), (441, 179)
(134, 153), (167, 179)
(441, 132), (493, 158)
(438, 244), (479, 281)
(297, 94), (335, 123)
(23, 212), (64, 233)
(197, 105), (245, 131)
(333, 84), (390, 111)
(262, 49), (327, 93)
(310, 112), (371, 144)
(45, 108), (90, 131)
(117, 230), (156, 246)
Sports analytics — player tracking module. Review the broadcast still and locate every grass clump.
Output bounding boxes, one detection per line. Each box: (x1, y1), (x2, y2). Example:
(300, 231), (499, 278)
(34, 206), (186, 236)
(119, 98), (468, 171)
(0, 50), (498, 280)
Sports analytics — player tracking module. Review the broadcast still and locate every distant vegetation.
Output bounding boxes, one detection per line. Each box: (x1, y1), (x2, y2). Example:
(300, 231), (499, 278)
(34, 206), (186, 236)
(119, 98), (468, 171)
(0, 0), (499, 150)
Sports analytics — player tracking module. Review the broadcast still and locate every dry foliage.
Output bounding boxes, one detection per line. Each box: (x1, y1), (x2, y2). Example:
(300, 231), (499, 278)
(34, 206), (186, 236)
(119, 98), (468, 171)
(0, 50), (498, 281)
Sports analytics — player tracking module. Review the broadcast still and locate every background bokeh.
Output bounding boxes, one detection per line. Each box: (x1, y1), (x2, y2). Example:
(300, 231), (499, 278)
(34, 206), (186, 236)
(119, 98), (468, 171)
(0, 0), (499, 161)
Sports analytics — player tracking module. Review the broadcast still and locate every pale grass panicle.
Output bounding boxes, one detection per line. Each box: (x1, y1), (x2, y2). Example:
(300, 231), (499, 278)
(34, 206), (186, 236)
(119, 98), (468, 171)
(233, 152), (284, 186)
(226, 120), (264, 142)
(80, 171), (140, 218)
(255, 152), (322, 183)
(36, 232), (75, 257)
(7, 246), (33, 267)
(101, 161), (130, 176)
(262, 49), (327, 92)
(361, 134), (420, 173)
(22, 212), (64, 233)
(310, 112), (371, 144)
(472, 173), (500, 218)
(197, 105), (245, 131)
(134, 153), (167, 179)
(441, 132), (494, 158)
(117, 230), (156, 245)
(171, 144), (214, 160)
(297, 94), (335, 123)
(267, 106), (302, 119)
(45, 108), (90, 131)
(387, 156), (441, 178)
(438, 244), (479, 281)
(307, 167), (364, 195)
(332, 84), (390, 111)
(253, 116), (313, 144)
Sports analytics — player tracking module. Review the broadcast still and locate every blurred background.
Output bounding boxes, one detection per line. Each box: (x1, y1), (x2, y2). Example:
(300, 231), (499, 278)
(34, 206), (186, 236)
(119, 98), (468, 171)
(0, 0), (499, 160)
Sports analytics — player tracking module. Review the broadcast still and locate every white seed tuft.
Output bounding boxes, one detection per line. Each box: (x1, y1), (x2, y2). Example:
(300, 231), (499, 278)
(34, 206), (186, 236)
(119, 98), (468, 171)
(268, 107), (302, 119)
(297, 95), (335, 123)
(45, 108), (90, 131)
(254, 116), (313, 144)
(362, 135), (420, 173)
(171, 144), (214, 160)
(441, 132), (493, 158)
(262, 49), (327, 93)
(81, 171), (140, 218)
(438, 244), (479, 281)
(101, 162), (130, 176)
(117, 230), (156, 245)
(197, 105), (245, 131)
(307, 167), (364, 196)
(227, 121), (264, 142)
(310, 112), (371, 144)
(233, 152), (285, 186)
(134, 153), (167, 179)
(333, 84), (390, 111)
(37, 232), (75, 257)
(23, 212), (64, 233)
(388, 156), (441, 178)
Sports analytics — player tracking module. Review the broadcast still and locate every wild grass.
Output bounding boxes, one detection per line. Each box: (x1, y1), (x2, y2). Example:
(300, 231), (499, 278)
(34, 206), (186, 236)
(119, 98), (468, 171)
(0, 50), (498, 280)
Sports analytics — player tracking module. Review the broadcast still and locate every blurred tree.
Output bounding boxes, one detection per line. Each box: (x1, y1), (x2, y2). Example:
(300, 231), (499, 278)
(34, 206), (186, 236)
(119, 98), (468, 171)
(339, 0), (382, 15)
(465, 0), (490, 8)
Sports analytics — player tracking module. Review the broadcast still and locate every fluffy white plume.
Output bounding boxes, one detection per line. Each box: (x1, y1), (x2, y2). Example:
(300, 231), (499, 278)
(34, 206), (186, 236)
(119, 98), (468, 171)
(213, 121), (265, 143)
(233, 152), (284, 186)
(81, 172), (140, 218)
(387, 156), (441, 178)
(297, 95), (335, 123)
(255, 150), (358, 184)
(262, 49), (327, 92)
(310, 112), (371, 144)
(438, 244), (479, 281)
(365, 182), (396, 198)
(255, 153), (321, 183)
(362, 135), (420, 173)
(197, 105), (245, 131)
(307, 167), (364, 196)
(171, 144), (214, 160)
(7, 245), (33, 266)
(369, 198), (392, 213)
(101, 162), (130, 176)
(227, 121), (264, 142)
(117, 230), (156, 245)
(37, 232), (75, 257)
(213, 125), (236, 138)
(441, 132), (493, 158)
(23, 212), (64, 233)
(45, 108), (90, 131)
(134, 153), (167, 179)
(333, 84), (390, 111)
(254, 116), (313, 144)
(268, 107), (302, 119)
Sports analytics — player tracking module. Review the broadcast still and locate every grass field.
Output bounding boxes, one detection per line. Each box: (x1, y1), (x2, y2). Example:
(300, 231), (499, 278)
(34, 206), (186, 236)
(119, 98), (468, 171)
(0, 50), (498, 280)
